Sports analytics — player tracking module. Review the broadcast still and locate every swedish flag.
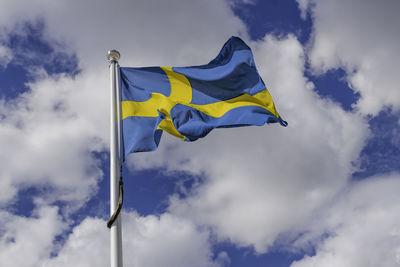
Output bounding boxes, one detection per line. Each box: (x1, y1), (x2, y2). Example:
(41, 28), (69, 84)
(120, 36), (287, 157)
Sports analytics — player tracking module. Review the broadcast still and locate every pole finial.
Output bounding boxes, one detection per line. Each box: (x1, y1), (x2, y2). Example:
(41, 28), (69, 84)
(107, 50), (120, 63)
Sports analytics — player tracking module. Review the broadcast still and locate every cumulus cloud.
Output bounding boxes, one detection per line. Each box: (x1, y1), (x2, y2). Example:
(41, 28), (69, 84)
(0, 72), (107, 208)
(43, 212), (222, 267)
(0, 209), (222, 267)
(128, 34), (368, 253)
(0, 0), (247, 69)
(291, 174), (400, 267)
(298, 0), (400, 115)
(0, 205), (66, 267)
(1, 0), (397, 265)
(0, 45), (12, 69)
(0, 0), (248, 264)
(0, 0), (246, 207)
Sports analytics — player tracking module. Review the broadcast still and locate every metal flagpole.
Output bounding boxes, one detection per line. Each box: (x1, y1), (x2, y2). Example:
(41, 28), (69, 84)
(107, 50), (123, 267)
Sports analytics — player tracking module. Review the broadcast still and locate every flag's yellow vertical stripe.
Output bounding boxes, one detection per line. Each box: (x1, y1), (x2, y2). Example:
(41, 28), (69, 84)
(160, 67), (192, 103)
(156, 67), (193, 140)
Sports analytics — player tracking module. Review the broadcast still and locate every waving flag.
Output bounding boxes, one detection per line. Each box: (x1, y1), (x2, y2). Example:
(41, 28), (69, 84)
(120, 36), (287, 157)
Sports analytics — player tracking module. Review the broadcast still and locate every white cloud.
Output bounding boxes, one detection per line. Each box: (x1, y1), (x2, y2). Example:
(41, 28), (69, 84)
(43, 212), (222, 267)
(0, 45), (12, 69)
(0, 0), (247, 208)
(0, 209), (222, 267)
(41, 217), (108, 267)
(128, 34), (369, 253)
(296, 0), (311, 20)
(122, 212), (220, 267)
(0, 205), (66, 267)
(291, 174), (400, 267)
(0, 72), (107, 209)
(0, 0), (247, 69)
(299, 0), (400, 115)
(1, 0), (397, 265)
(0, 0), (247, 264)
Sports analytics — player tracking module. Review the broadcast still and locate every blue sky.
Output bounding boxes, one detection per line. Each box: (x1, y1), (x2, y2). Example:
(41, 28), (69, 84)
(1, 0), (400, 266)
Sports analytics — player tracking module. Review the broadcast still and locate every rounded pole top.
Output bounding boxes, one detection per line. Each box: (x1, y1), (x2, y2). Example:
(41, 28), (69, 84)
(107, 50), (120, 63)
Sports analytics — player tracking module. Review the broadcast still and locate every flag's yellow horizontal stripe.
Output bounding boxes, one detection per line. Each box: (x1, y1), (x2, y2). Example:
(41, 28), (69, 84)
(121, 89), (280, 121)
(122, 93), (164, 117)
(190, 89), (279, 119)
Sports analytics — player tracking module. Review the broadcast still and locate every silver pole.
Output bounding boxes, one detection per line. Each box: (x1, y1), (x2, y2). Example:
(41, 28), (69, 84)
(107, 50), (123, 267)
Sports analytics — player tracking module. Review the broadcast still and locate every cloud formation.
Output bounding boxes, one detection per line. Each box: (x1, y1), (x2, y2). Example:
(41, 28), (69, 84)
(292, 174), (400, 267)
(0, 45), (12, 69)
(0, 0), (399, 266)
(0, 0), (245, 206)
(0, 72), (106, 208)
(0, 0), (246, 265)
(129, 34), (368, 253)
(0, 209), (221, 267)
(43, 212), (222, 267)
(298, 0), (400, 115)
(0, 205), (66, 267)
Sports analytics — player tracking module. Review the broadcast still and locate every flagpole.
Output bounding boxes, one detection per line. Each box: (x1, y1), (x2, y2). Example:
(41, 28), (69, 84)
(107, 50), (123, 267)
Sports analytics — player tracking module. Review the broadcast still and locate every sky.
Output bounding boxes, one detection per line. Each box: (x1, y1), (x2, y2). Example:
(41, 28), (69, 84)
(0, 0), (400, 266)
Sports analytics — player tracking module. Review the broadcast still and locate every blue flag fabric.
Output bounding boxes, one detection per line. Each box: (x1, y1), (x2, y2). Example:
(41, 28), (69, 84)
(120, 36), (287, 158)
